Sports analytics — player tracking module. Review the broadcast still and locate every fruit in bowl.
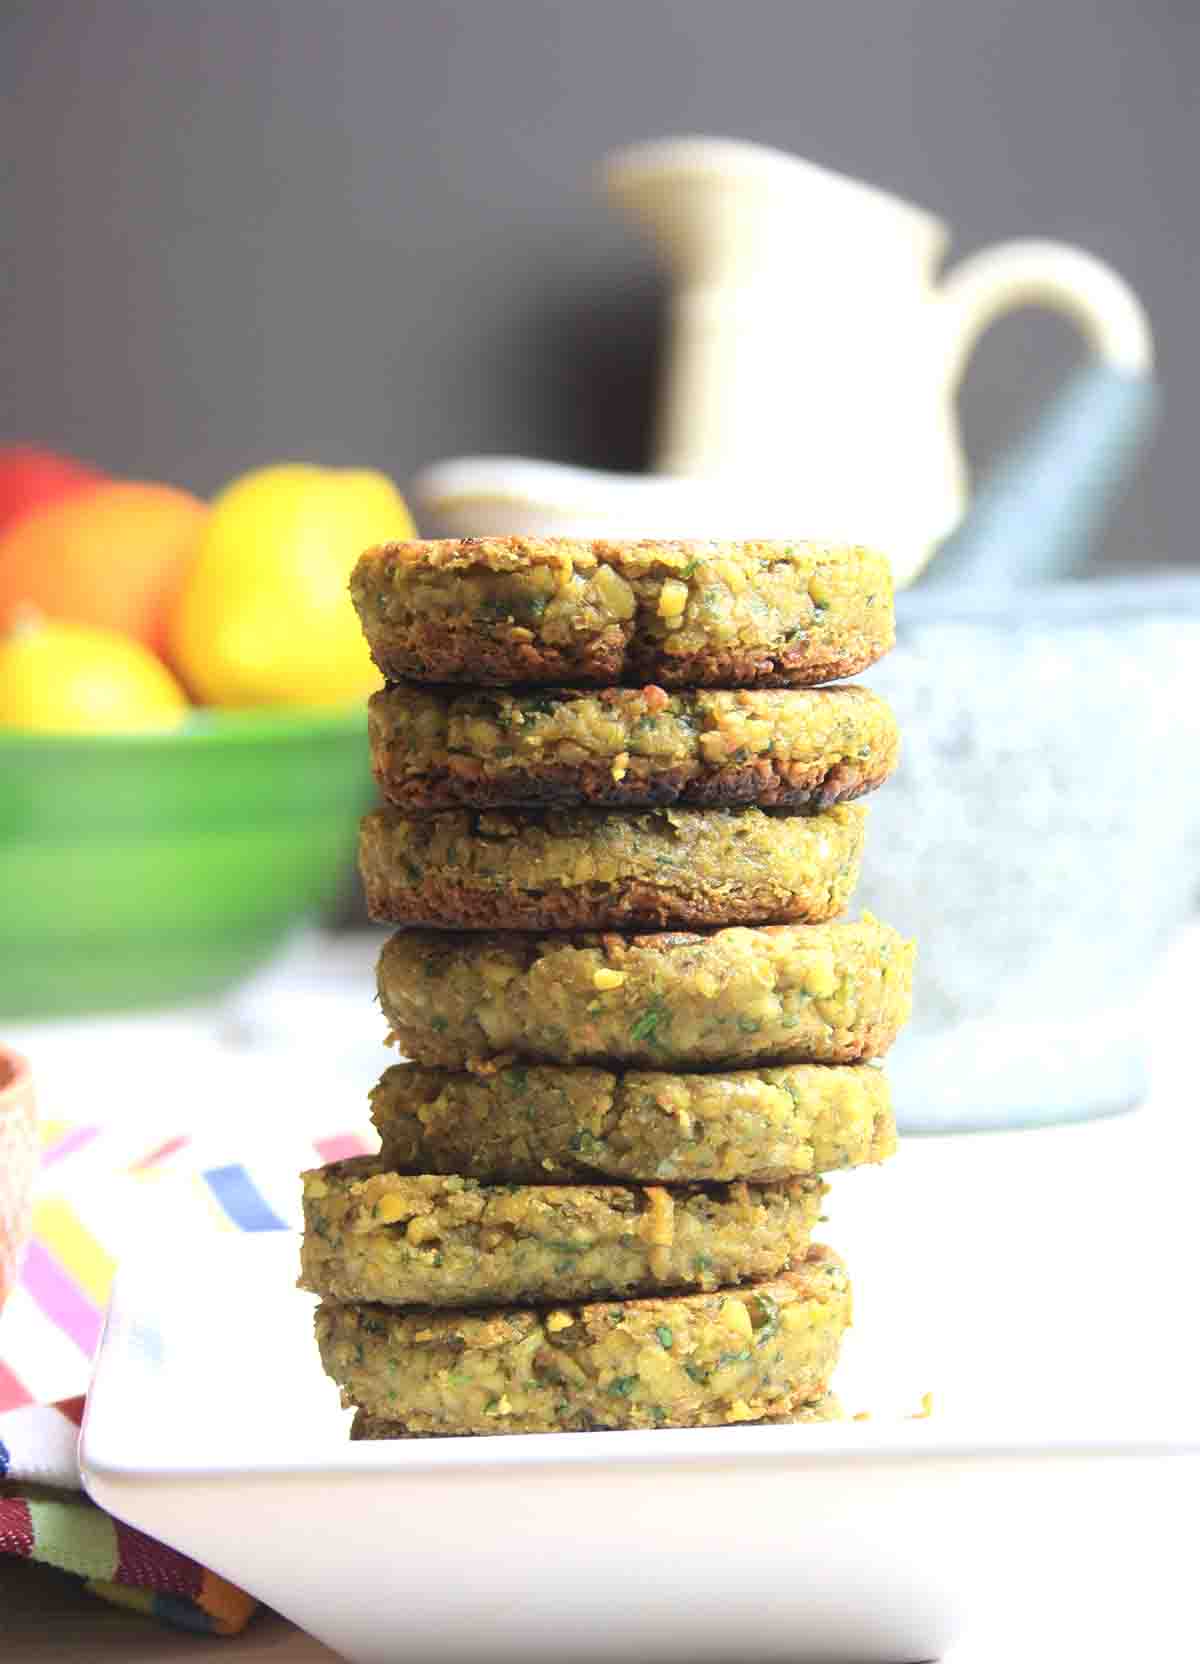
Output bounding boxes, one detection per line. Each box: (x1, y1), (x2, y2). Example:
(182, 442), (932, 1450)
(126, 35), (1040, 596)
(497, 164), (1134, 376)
(170, 463), (414, 706)
(0, 444), (104, 532)
(0, 451), (413, 1018)
(0, 478), (206, 655)
(0, 612), (189, 733)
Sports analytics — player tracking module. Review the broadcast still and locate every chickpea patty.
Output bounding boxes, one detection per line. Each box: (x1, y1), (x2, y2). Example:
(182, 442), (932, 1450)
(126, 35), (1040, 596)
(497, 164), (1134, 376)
(359, 803), (866, 931)
(367, 682), (899, 810)
(376, 916), (914, 1069)
(316, 1245), (851, 1434)
(300, 1158), (825, 1307)
(350, 537), (893, 687)
(371, 1060), (895, 1183)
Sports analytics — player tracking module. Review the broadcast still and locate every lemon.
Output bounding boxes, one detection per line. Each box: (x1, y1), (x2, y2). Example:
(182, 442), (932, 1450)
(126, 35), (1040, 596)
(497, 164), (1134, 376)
(0, 612), (189, 733)
(169, 463), (415, 706)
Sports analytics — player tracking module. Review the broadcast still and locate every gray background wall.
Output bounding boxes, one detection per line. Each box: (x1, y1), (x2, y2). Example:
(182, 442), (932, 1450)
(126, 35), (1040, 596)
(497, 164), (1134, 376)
(3, 0), (1196, 568)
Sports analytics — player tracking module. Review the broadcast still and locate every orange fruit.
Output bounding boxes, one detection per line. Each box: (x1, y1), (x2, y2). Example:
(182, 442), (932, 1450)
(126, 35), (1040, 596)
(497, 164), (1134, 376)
(0, 480), (207, 656)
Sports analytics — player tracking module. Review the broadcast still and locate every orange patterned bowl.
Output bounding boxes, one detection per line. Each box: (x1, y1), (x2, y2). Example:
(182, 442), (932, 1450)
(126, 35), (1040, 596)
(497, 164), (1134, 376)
(0, 1048), (36, 1313)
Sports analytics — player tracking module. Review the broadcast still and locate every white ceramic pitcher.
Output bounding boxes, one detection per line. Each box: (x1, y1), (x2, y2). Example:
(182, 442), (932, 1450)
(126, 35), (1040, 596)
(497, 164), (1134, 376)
(413, 136), (1154, 585)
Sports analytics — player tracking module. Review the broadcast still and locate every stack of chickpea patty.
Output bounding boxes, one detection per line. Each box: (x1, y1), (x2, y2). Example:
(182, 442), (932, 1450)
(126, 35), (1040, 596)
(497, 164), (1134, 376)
(302, 537), (914, 1437)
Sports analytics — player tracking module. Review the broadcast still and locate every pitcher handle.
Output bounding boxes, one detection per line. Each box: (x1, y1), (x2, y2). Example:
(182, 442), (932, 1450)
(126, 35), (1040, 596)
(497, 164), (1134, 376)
(941, 238), (1153, 385)
(923, 240), (1156, 589)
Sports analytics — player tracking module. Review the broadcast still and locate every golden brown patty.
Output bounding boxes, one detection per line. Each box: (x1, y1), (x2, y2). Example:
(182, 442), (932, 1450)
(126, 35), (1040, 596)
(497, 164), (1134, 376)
(350, 537), (893, 687)
(299, 1157), (825, 1307)
(376, 916), (914, 1069)
(349, 1393), (844, 1439)
(367, 683), (899, 810)
(316, 1245), (851, 1434)
(359, 803), (866, 932)
(371, 1060), (895, 1183)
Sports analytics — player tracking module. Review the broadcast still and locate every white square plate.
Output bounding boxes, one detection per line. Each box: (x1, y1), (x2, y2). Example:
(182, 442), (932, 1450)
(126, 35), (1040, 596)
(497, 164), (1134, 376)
(81, 1124), (1200, 1664)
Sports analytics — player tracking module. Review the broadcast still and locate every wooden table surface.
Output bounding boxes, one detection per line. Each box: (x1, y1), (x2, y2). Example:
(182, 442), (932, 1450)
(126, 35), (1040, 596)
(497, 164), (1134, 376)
(0, 1557), (1120, 1662)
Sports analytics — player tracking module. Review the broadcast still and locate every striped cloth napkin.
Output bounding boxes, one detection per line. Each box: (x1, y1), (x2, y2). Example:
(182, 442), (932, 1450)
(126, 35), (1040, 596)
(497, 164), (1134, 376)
(0, 1112), (374, 1635)
(0, 1393), (257, 1634)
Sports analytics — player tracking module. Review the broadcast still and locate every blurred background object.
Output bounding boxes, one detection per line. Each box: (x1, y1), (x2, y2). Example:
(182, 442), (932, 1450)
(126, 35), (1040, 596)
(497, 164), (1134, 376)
(0, 480), (206, 653)
(0, 450), (402, 1018)
(0, 709), (371, 1018)
(168, 463), (413, 707)
(3, 0), (1195, 573)
(0, 447), (104, 533)
(0, 612), (189, 735)
(857, 575), (1200, 1131)
(414, 137), (1155, 587)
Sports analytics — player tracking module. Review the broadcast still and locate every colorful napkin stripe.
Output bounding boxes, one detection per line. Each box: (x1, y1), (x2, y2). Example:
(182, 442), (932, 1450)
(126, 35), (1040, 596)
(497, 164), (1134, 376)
(0, 1117), (374, 1635)
(0, 1397), (257, 1636)
(1, 1118), (374, 1410)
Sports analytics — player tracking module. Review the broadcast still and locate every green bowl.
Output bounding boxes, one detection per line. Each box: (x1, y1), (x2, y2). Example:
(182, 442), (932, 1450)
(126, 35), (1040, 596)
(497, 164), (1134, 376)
(0, 707), (374, 1019)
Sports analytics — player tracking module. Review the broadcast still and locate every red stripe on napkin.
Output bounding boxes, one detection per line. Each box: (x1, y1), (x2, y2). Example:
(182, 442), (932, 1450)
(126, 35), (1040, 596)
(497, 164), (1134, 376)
(314, 1133), (372, 1163)
(0, 1360), (32, 1412)
(0, 1496), (35, 1557)
(115, 1518), (205, 1597)
(130, 1136), (190, 1172)
(55, 1394), (86, 1428)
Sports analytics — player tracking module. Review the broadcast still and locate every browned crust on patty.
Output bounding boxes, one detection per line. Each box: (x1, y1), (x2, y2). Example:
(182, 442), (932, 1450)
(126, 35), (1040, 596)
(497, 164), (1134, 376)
(349, 1393), (845, 1439)
(373, 753), (894, 811)
(363, 874), (842, 931)
(371, 637), (884, 688)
